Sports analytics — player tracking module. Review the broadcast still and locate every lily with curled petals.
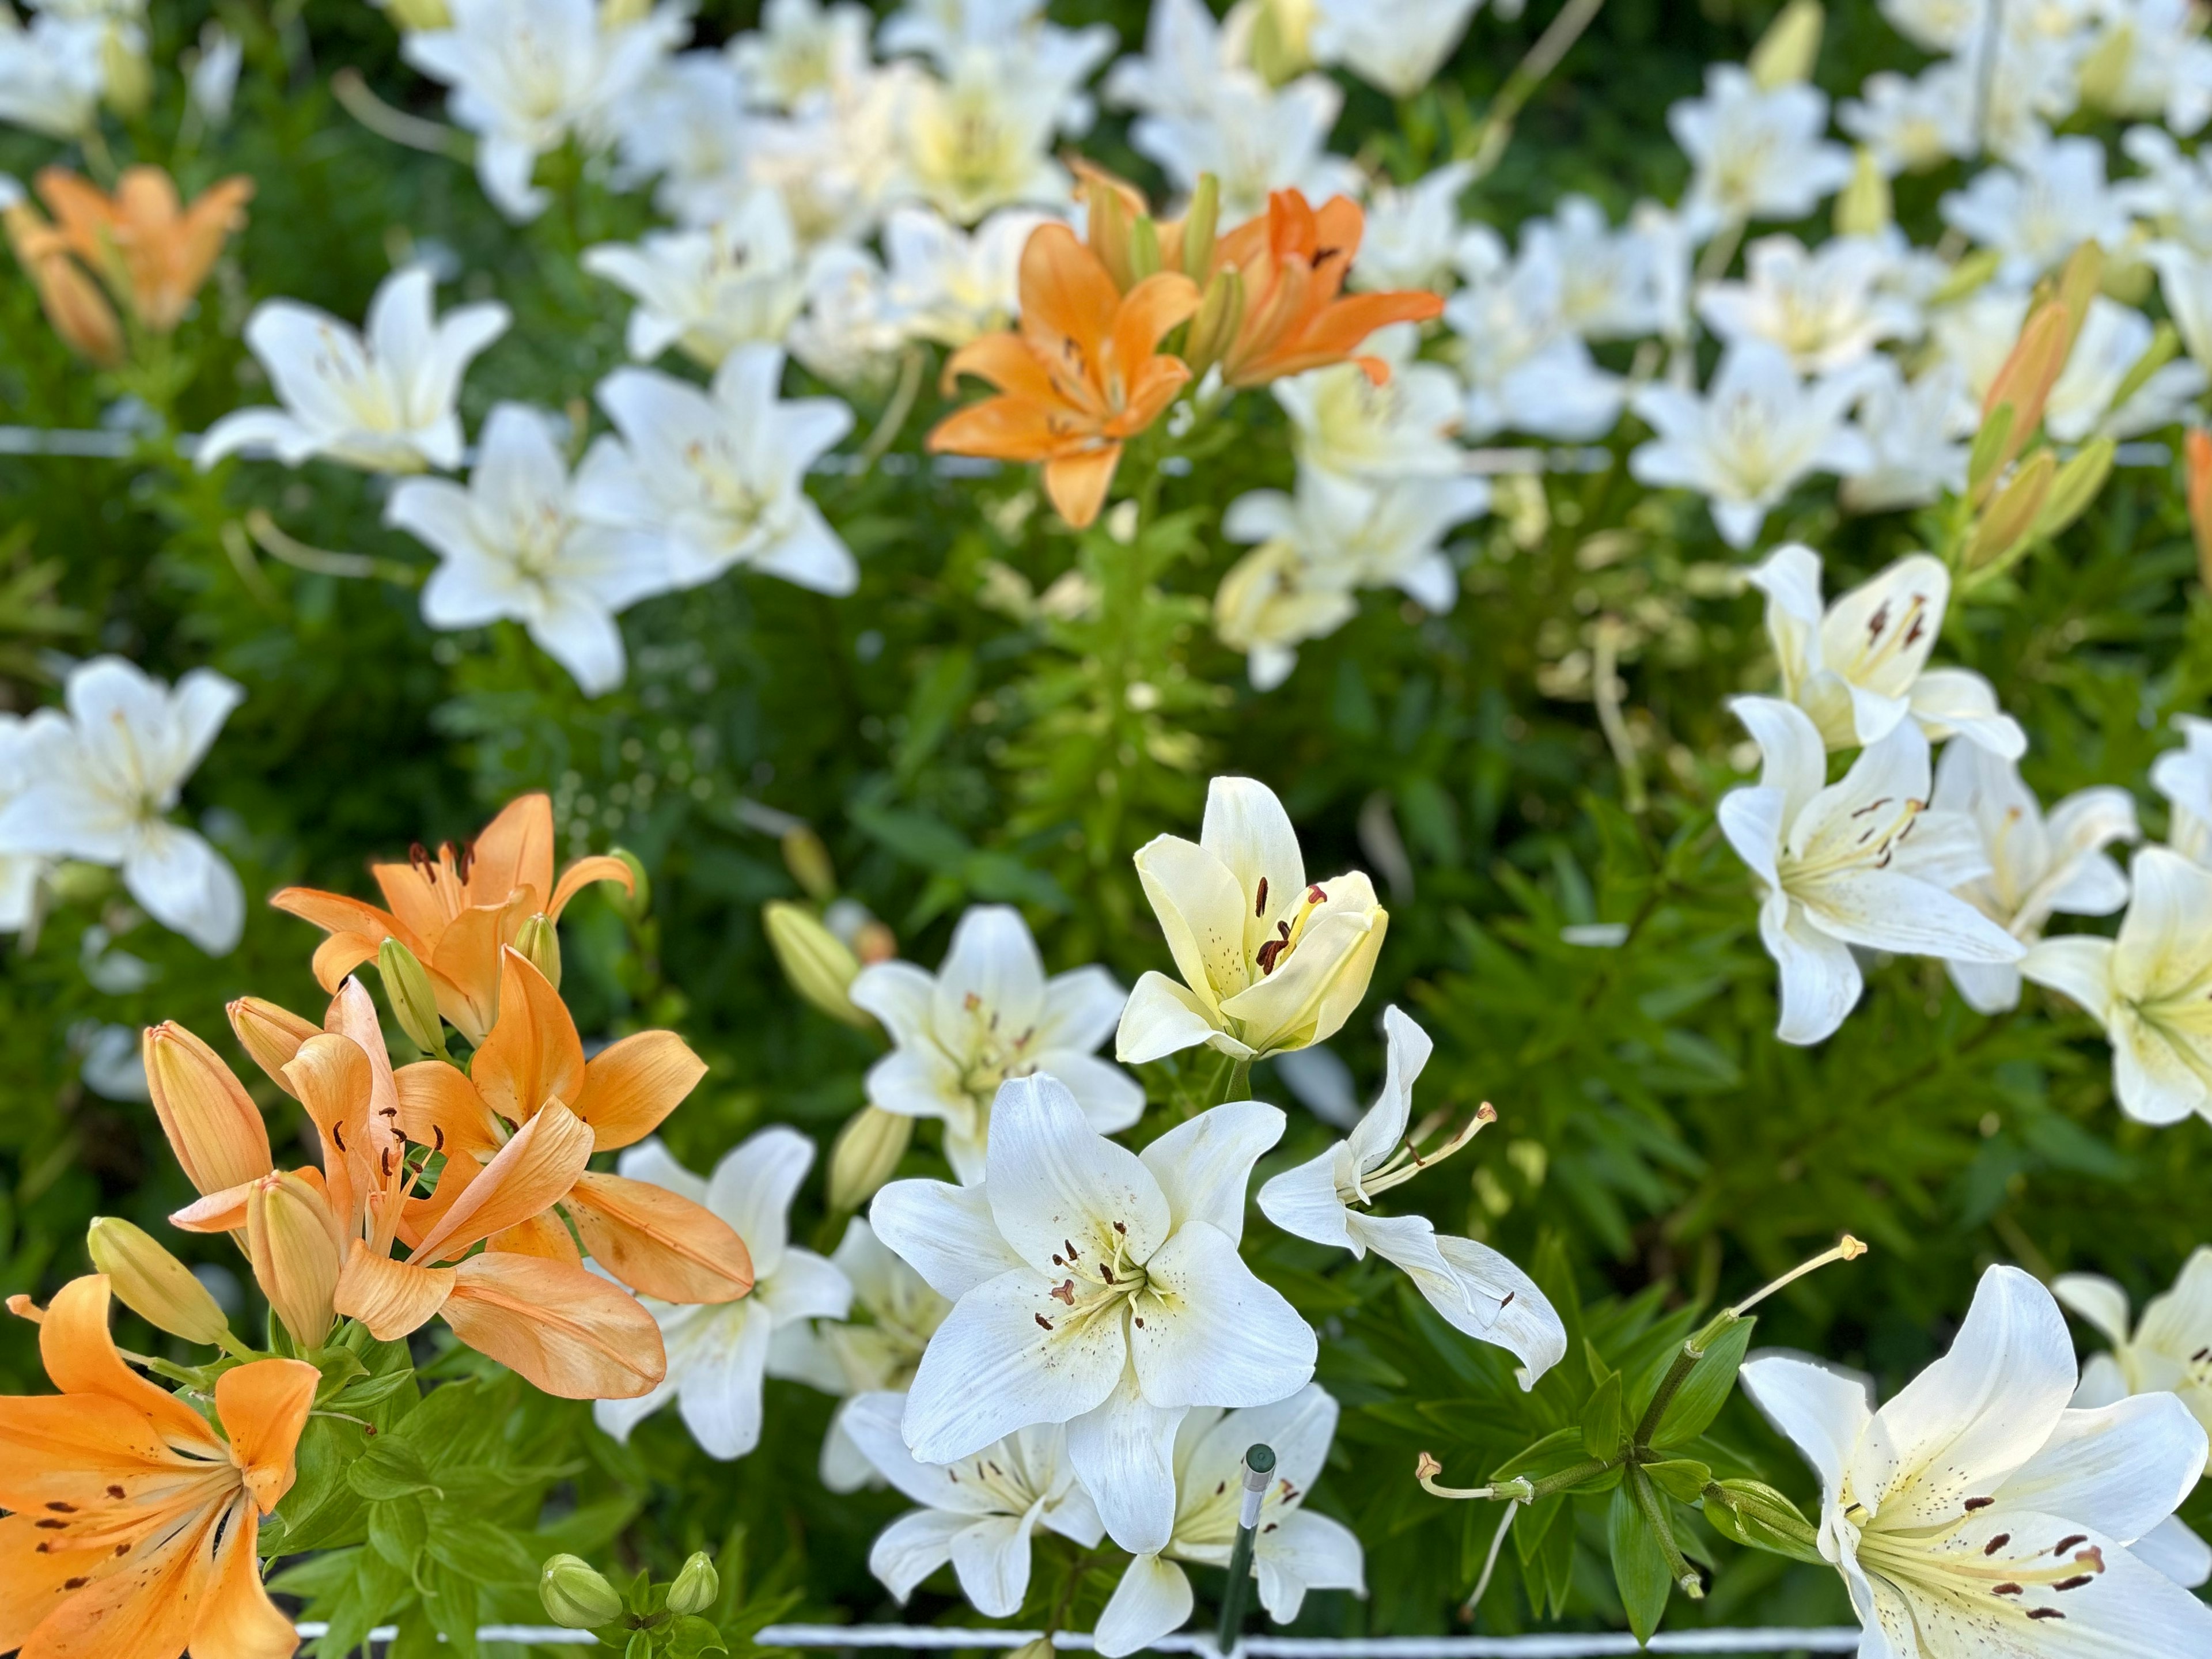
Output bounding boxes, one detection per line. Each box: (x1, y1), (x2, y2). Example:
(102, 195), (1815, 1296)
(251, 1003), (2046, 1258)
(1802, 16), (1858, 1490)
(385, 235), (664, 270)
(844, 1391), (1103, 1618)
(870, 1074), (1316, 1554)
(1257, 1007), (1565, 1387)
(0, 1276), (319, 1659)
(927, 221), (1199, 528)
(1746, 546), (2025, 760)
(1719, 697), (2024, 1046)
(1931, 742), (2138, 1014)
(849, 903), (1141, 1183)
(1117, 775), (1386, 1066)
(270, 791), (632, 1044)
(2022, 847), (2212, 1128)
(594, 1127), (850, 1459)
(19, 164), (251, 332)
(1093, 1385), (1365, 1658)
(1741, 1264), (2212, 1656)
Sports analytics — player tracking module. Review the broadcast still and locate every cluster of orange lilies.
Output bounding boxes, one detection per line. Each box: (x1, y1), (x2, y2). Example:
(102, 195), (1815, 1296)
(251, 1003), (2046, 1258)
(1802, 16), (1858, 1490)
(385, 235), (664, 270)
(1, 795), (756, 1659)
(926, 169), (1445, 529)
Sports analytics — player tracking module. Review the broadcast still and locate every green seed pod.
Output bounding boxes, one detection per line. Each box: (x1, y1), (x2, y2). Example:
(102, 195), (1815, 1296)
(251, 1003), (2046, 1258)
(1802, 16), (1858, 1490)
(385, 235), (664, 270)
(540, 1555), (623, 1628)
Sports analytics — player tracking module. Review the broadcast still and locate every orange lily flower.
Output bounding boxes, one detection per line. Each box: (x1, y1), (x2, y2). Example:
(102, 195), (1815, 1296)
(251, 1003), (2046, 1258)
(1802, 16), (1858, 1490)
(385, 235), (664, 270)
(926, 222), (1200, 529)
(30, 166), (255, 334)
(2, 198), (123, 366)
(0, 1275), (317, 1659)
(271, 793), (633, 1044)
(1206, 189), (1445, 387)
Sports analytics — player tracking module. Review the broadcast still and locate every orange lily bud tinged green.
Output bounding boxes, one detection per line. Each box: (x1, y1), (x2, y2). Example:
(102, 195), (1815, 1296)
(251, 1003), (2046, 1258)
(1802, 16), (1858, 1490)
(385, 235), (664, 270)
(5, 201), (123, 367)
(378, 936), (450, 1058)
(763, 901), (872, 1027)
(144, 1021), (274, 1198)
(1180, 175), (1221, 281)
(87, 1217), (235, 1349)
(1974, 304), (2070, 502)
(853, 918), (898, 965)
(1964, 449), (2056, 571)
(515, 912), (563, 990)
(541, 1555), (624, 1627)
(228, 995), (321, 1094)
(1088, 184), (1135, 293)
(1749, 0), (1824, 89)
(2077, 20), (2138, 112)
(1183, 267), (1249, 382)
(247, 1171), (340, 1350)
(828, 1105), (912, 1213)
(2187, 430), (2212, 589)
(781, 825), (838, 903)
(2036, 435), (2115, 543)
(666, 1552), (719, 1616)
(1129, 214), (1163, 282)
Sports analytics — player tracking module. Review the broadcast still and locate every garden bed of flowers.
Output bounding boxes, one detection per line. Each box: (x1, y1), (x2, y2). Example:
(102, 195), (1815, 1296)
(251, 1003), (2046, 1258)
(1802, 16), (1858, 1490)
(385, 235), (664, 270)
(6, 0), (2212, 1656)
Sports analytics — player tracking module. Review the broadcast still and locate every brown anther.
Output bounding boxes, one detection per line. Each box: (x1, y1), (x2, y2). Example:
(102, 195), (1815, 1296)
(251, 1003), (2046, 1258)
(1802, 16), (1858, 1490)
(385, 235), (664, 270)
(1964, 1498), (1994, 1512)
(1035, 1313), (1054, 1330)
(2052, 1536), (2088, 1556)
(1255, 877), (1269, 916)
(2028, 1610), (2066, 1621)
(1985, 1535), (2012, 1555)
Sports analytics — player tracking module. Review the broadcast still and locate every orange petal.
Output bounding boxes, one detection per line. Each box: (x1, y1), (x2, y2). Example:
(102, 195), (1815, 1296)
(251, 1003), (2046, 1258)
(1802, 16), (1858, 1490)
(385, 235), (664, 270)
(1109, 271), (1201, 369)
(369, 859), (451, 952)
(323, 978), (404, 1162)
(407, 1100), (593, 1266)
(16, 1502), (212, 1659)
(1018, 222), (1122, 366)
(213, 1357), (319, 1513)
(282, 1033), (373, 1225)
(1111, 355), (1194, 438)
(1044, 446), (1122, 529)
(333, 1241), (455, 1342)
(227, 997), (319, 1097)
(40, 1276), (218, 1453)
(562, 1172), (754, 1304)
(426, 900), (529, 1046)
(549, 853), (634, 920)
(246, 1173), (340, 1351)
(487, 1210), (581, 1262)
(170, 1180), (254, 1234)
(573, 1031), (706, 1152)
(442, 1253), (666, 1400)
(468, 793), (558, 912)
(395, 1060), (502, 1157)
(468, 949), (586, 1126)
(269, 888), (406, 990)
(926, 395), (1073, 463)
(142, 1024), (273, 1198)
(0, 1512), (110, 1653)
(942, 331), (1062, 403)
(187, 1493), (296, 1659)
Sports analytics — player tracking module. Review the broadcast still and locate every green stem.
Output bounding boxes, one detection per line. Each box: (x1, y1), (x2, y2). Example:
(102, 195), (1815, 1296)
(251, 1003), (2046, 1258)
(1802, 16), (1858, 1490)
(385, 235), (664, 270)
(1222, 1057), (1252, 1104)
(1632, 1314), (1733, 1445)
(1628, 1465), (1703, 1597)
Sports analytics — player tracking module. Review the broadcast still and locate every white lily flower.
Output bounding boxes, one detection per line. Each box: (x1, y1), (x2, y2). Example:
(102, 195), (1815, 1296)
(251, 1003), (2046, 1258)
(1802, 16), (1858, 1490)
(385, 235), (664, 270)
(1257, 1007), (1566, 1384)
(186, 21), (242, 128)
(848, 904), (1142, 1184)
(402, 0), (686, 223)
(582, 191), (810, 368)
(2077, 0), (2212, 135)
(1309, 0), (1480, 99)
(1211, 540), (1359, 694)
(594, 1127), (854, 1459)
(1628, 342), (1874, 550)
(1719, 696), (2024, 1045)
(2058, 1249), (2212, 1438)
(1940, 135), (2130, 286)
(0, 657), (244, 955)
(2150, 714), (2212, 865)
(2146, 243), (2212, 372)
(2040, 296), (2208, 442)
(2022, 846), (2212, 1127)
(1127, 71), (1362, 221)
(1445, 229), (1623, 442)
(1351, 163), (1472, 296)
(881, 0), (1112, 102)
(1117, 776), (1387, 1066)
(895, 47), (1080, 224)
(1839, 358), (1974, 515)
(196, 268), (510, 475)
(1745, 544), (2026, 758)
(845, 1391), (1103, 1616)
(1741, 1264), (2212, 1655)
(1101, 0), (1256, 122)
(1093, 1386), (1365, 1658)
(387, 404), (671, 698)
(1274, 325), (1465, 483)
(1839, 65), (1978, 174)
(0, 7), (104, 139)
(1930, 740), (2137, 1014)
(2118, 127), (2212, 260)
(1669, 65), (1853, 241)
(787, 243), (904, 387)
(880, 205), (1047, 348)
(1696, 235), (1922, 374)
(1226, 463), (1487, 618)
(1517, 195), (1683, 343)
(574, 344), (857, 593)
(870, 1075), (1317, 1552)
(0, 715), (48, 934)
(728, 0), (873, 113)
(740, 63), (913, 247)
(609, 52), (752, 225)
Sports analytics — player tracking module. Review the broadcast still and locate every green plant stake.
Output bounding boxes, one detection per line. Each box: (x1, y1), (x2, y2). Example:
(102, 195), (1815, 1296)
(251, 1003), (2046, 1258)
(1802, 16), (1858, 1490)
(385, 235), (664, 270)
(1214, 1442), (1275, 1656)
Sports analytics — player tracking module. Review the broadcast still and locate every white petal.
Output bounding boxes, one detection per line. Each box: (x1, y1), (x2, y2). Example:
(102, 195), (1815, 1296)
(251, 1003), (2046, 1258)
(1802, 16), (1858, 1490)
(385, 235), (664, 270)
(1256, 1146), (1357, 1253)
(1255, 1509), (1366, 1621)
(1995, 1395), (2207, 1544)
(124, 825), (244, 955)
(705, 1124), (814, 1280)
(1346, 1005), (1429, 1173)
(869, 1507), (967, 1602)
(870, 1177), (1024, 1300)
(614, 1137), (709, 1205)
(673, 1302), (775, 1459)
(1037, 963), (1130, 1054)
(2020, 936), (2116, 1022)
(1739, 1352), (1875, 1506)
(850, 960), (939, 1045)
(902, 1268), (1127, 1463)
(1137, 1100), (1283, 1244)
(2074, 1353), (2132, 1411)
(1037, 1052), (1146, 1137)
(1799, 868), (2024, 964)
(757, 1248), (854, 1327)
(1433, 1234), (1570, 1386)
(1093, 1554), (1194, 1659)
(1130, 1221), (1316, 1409)
(1066, 1364), (1186, 1554)
(1763, 892), (1864, 1046)
(838, 1391), (995, 1514)
(1728, 695), (1826, 824)
(1922, 1510), (2212, 1651)
(950, 1507), (1043, 1618)
(1945, 957), (2023, 1016)
(2051, 1274), (2135, 1351)
(2132, 1516), (2212, 1589)
(1116, 971), (1236, 1063)
(984, 1074), (1171, 1267)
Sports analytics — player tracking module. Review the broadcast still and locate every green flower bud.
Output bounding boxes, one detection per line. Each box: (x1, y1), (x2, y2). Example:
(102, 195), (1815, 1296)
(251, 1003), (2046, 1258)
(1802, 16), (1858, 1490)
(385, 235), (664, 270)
(88, 1217), (234, 1349)
(540, 1555), (623, 1628)
(828, 1106), (913, 1213)
(763, 902), (873, 1028)
(609, 847), (652, 921)
(666, 1551), (719, 1616)
(377, 937), (448, 1059)
(516, 912), (563, 990)
(781, 827), (838, 904)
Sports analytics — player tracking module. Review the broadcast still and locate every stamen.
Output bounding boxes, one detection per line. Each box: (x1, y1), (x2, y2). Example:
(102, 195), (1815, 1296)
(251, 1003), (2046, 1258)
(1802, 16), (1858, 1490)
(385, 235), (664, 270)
(1413, 1452), (1499, 1502)
(1727, 1234), (1868, 1319)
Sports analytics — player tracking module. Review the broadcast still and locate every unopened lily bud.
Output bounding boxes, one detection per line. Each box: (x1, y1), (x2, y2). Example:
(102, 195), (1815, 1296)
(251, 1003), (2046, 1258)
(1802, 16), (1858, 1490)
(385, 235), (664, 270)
(377, 937), (449, 1056)
(144, 1022), (274, 1199)
(666, 1551), (719, 1616)
(1248, 0), (1313, 83)
(246, 1171), (340, 1350)
(828, 1106), (912, 1212)
(1128, 214), (1162, 282)
(763, 901), (872, 1028)
(100, 28), (151, 119)
(1007, 1640), (1056, 1659)
(1964, 449), (2056, 571)
(1180, 174), (1221, 280)
(609, 847), (651, 921)
(540, 1555), (624, 1628)
(228, 996), (320, 1094)
(515, 913), (563, 990)
(781, 827), (838, 903)
(1182, 267), (1248, 382)
(853, 919), (898, 965)
(599, 0), (653, 24)
(1834, 149), (1891, 238)
(1088, 185), (1135, 293)
(1748, 0), (1824, 89)
(2188, 430), (2212, 590)
(88, 1217), (234, 1348)
(2076, 18), (2138, 113)
(6, 206), (124, 368)
(382, 0), (453, 26)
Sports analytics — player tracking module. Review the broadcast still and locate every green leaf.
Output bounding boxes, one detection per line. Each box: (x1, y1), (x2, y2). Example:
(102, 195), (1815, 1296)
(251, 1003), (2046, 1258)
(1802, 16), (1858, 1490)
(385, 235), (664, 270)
(668, 1616), (729, 1659)
(1581, 1369), (1624, 1460)
(349, 1437), (443, 1502)
(420, 1558), (481, 1659)
(1641, 1458), (1714, 1505)
(1608, 1482), (1673, 1645)
(1703, 1479), (1828, 1566)
(1651, 1317), (1755, 1447)
(266, 1415), (370, 1555)
(368, 1496), (429, 1572)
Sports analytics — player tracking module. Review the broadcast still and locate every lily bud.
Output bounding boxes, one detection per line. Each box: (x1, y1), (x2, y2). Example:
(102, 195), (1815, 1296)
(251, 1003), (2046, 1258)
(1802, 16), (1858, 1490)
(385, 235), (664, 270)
(1128, 214), (1163, 283)
(599, 0), (653, 23)
(382, 0), (453, 26)
(763, 901), (873, 1028)
(88, 1217), (234, 1348)
(100, 29), (152, 119)
(1247, 0), (1313, 84)
(377, 937), (449, 1057)
(1179, 174), (1221, 281)
(1006, 1640), (1056, 1659)
(609, 847), (652, 920)
(540, 1555), (624, 1628)
(1088, 185), (1135, 293)
(2186, 430), (2212, 589)
(144, 1022), (274, 1198)
(5, 206), (123, 368)
(1833, 149), (1891, 238)
(828, 1106), (913, 1213)
(853, 918), (898, 965)
(666, 1551), (719, 1616)
(1181, 267), (1248, 382)
(2076, 18), (2138, 112)
(1748, 0), (1824, 89)
(1964, 449), (2056, 571)
(228, 996), (321, 1094)
(515, 913), (563, 990)
(781, 826), (839, 903)
(246, 1171), (340, 1350)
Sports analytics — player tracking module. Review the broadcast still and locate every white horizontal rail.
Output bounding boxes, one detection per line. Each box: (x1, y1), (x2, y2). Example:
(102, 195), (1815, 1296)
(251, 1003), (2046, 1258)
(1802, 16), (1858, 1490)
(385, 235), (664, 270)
(294, 1622), (1861, 1655)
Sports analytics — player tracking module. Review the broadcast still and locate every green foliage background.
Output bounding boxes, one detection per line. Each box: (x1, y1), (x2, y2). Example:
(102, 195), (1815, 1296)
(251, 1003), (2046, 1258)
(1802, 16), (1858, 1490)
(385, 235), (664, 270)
(3, 0), (2208, 1647)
